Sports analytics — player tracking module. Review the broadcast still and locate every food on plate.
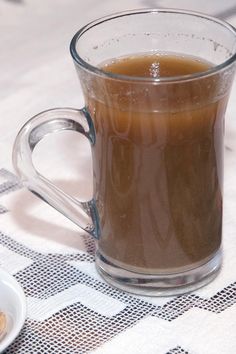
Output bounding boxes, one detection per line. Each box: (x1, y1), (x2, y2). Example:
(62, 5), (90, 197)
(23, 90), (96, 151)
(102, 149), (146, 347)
(0, 312), (7, 340)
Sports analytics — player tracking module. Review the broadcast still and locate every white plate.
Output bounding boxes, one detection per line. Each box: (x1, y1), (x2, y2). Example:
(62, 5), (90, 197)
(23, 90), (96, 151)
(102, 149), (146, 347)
(0, 268), (26, 353)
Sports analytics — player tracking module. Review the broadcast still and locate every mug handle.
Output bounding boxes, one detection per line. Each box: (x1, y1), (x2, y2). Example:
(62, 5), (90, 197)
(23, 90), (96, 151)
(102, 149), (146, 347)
(12, 107), (100, 239)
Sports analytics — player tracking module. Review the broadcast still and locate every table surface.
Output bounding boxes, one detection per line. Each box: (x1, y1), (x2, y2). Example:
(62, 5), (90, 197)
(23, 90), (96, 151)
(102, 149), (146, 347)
(1, 1), (236, 353)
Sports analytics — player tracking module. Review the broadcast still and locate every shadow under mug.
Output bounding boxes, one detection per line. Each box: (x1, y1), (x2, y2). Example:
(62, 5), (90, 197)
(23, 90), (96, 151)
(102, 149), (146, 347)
(13, 9), (236, 296)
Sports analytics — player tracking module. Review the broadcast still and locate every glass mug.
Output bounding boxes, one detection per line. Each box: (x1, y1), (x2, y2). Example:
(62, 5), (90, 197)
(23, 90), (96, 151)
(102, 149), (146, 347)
(13, 10), (236, 295)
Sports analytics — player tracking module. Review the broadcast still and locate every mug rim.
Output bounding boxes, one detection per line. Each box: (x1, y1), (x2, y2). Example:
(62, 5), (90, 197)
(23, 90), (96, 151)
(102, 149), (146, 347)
(70, 8), (236, 83)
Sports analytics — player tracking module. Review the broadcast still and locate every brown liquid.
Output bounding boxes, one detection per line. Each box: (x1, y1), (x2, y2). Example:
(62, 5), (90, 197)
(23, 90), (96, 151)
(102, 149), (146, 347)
(86, 53), (228, 273)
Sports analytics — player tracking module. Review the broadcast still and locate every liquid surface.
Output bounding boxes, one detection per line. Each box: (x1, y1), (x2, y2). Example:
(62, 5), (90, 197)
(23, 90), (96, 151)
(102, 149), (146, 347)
(103, 53), (210, 78)
(86, 53), (228, 273)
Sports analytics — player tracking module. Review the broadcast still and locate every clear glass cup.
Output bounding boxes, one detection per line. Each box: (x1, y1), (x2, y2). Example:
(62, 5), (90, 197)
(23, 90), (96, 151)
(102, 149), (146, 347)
(13, 9), (236, 295)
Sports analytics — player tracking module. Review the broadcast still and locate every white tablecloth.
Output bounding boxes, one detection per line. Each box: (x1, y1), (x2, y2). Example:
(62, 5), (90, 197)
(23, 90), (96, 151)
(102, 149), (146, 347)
(1, 0), (236, 353)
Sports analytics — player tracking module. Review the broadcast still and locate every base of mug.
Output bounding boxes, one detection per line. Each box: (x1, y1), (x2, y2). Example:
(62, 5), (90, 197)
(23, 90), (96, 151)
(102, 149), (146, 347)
(95, 249), (222, 296)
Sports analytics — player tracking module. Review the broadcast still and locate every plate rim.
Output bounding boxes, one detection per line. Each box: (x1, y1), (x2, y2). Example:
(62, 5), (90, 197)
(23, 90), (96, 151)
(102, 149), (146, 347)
(0, 268), (26, 353)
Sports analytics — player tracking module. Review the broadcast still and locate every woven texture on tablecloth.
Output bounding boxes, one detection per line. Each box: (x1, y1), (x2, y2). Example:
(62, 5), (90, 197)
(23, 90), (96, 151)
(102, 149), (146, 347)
(0, 132), (236, 354)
